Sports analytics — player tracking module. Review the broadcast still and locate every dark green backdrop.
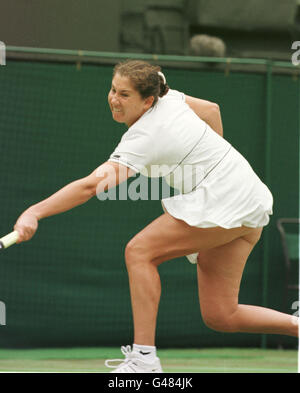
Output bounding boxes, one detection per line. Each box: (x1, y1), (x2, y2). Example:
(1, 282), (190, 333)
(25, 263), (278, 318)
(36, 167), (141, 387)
(0, 59), (298, 348)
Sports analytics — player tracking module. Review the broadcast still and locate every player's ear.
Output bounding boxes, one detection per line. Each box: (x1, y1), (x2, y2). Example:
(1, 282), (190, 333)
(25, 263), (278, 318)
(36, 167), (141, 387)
(144, 95), (154, 109)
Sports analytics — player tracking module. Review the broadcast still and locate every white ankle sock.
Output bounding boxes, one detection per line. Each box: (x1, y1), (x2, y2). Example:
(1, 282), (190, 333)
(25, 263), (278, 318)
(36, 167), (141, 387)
(133, 344), (157, 361)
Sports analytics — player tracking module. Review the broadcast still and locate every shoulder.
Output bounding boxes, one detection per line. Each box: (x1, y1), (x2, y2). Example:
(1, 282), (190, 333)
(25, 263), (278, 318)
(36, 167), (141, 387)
(161, 89), (186, 102)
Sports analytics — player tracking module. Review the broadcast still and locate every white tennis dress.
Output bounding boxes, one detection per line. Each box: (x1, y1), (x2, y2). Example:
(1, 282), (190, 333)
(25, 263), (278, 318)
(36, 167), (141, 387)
(108, 89), (273, 263)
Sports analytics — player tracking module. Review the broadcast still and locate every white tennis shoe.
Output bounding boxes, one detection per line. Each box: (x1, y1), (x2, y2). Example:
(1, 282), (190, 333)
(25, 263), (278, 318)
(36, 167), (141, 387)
(105, 345), (163, 373)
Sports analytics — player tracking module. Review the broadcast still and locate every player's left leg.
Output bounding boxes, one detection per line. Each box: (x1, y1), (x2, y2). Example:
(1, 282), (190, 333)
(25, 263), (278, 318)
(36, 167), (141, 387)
(196, 230), (298, 336)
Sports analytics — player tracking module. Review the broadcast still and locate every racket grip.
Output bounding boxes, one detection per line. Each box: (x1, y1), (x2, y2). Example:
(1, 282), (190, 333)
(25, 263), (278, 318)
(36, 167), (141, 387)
(0, 231), (19, 249)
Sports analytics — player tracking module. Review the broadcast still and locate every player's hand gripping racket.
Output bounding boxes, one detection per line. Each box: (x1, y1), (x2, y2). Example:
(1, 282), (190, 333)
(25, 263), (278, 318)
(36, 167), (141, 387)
(0, 231), (19, 250)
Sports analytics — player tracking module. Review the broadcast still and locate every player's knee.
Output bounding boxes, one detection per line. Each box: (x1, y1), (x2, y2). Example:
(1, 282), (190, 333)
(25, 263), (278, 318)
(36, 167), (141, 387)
(125, 237), (150, 268)
(202, 310), (239, 333)
(125, 238), (140, 264)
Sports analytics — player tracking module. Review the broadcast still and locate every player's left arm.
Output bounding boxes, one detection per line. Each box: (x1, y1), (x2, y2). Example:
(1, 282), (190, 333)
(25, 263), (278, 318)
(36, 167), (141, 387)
(185, 95), (223, 137)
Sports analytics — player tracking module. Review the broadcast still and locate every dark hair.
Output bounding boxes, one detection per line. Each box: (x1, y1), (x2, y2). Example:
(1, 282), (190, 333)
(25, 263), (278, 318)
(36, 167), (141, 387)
(113, 60), (169, 106)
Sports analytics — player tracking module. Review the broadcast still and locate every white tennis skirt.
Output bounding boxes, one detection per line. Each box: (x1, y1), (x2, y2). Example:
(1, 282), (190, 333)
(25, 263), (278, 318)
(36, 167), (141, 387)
(161, 147), (273, 264)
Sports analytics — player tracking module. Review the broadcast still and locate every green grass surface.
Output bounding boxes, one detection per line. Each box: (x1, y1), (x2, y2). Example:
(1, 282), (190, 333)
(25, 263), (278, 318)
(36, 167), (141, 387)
(0, 347), (297, 372)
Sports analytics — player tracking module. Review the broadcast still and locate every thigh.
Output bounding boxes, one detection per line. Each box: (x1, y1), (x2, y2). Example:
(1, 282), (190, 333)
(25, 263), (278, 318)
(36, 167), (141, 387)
(197, 231), (262, 316)
(128, 211), (262, 264)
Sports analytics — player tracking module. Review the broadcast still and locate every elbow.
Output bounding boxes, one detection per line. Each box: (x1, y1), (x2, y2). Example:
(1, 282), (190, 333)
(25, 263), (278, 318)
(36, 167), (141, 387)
(82, 174), (109, 199)
(206, 103), (223, 137)
(87, 181), (98, 198)
(202, 102), (220, 122)
(78, 177), (97, 200)
(210, 102), (220, 116)
(88, 185), (97, 198)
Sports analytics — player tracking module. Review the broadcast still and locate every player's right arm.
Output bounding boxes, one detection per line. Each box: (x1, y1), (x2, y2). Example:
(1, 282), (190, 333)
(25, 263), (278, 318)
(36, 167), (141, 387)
(185, 95), (223, 137)
(14, 161), (134, 243)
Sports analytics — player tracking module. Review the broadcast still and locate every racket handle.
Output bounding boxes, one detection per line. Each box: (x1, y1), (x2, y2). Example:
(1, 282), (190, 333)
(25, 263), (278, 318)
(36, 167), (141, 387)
(0, 231), (19, 249)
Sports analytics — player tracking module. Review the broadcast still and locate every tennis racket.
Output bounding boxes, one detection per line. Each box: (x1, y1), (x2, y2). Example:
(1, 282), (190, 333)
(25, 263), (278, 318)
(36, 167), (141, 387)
(0, 231), (19, 250)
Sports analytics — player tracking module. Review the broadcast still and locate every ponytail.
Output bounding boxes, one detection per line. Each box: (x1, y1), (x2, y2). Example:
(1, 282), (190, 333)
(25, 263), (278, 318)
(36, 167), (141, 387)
(157, 71), (169, 98)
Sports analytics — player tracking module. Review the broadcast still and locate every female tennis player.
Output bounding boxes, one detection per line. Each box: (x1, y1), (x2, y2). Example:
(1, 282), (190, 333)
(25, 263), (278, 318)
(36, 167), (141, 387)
(14, 60), (298, 373)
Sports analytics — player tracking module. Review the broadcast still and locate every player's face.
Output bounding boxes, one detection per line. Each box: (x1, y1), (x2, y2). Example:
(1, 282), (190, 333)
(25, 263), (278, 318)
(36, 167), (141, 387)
(108, 73), (154, 127)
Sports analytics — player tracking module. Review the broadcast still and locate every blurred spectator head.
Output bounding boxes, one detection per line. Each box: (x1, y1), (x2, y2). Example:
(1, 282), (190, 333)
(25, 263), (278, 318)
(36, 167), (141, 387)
(190, 34), (226, 57)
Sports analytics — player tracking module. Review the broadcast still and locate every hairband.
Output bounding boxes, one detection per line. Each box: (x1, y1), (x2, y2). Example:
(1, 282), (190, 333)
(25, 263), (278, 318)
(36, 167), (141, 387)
(158, 71), (166, 85)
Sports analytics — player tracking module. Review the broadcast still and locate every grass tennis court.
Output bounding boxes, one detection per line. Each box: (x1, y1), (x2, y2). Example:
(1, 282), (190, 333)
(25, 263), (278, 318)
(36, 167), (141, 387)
(0, 347), (297, 373)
